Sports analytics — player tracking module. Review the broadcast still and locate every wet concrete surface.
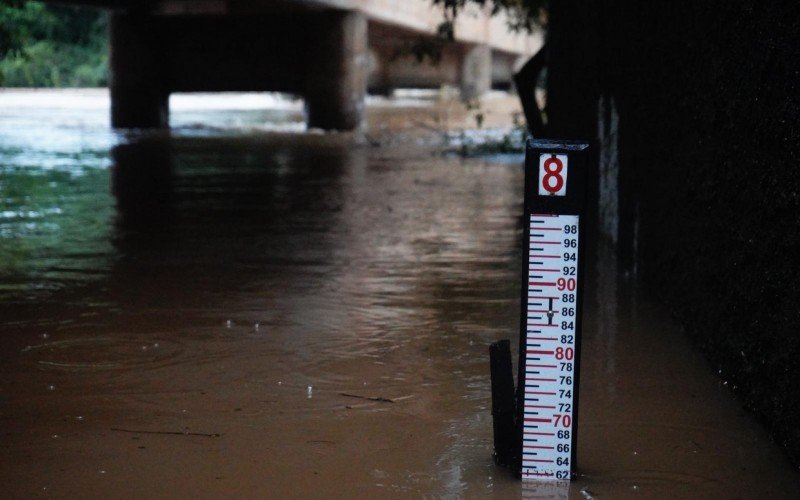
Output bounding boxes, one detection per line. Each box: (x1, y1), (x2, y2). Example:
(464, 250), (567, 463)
(1, 90), (799, 498)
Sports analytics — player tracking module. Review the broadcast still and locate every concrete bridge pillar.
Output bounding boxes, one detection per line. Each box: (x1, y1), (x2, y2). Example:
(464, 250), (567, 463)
(109, 12), (169, 128)
(304, 11), (368, 131)
(460, 44), (492, 100)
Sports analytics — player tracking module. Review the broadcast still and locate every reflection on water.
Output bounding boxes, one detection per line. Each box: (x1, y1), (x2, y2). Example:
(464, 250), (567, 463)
(1, 91), (799, 498)
(0, 95), (115, 301)
(521, 480), (570, 499)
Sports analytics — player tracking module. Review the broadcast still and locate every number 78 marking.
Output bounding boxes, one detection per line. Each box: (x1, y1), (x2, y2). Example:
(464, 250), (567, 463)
(538, 154), (568, 196)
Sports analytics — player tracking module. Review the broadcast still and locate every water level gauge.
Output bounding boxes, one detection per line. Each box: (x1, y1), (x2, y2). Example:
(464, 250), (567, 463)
(517, 140), (588, 481)
(521, 212), (579, 479)
(490, 139), (589, 481)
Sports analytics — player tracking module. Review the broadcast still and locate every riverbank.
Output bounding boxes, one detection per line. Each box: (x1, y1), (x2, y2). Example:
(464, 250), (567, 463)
(0, 87), (524, 136)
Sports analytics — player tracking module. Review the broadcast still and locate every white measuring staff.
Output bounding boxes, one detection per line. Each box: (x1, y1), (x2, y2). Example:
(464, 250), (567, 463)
(521, 213), (579, 480)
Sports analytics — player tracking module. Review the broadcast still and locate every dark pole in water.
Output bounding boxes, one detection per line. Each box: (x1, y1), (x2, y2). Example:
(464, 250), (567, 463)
(109, 12), (169, 129)
(489, 339), (517, 468)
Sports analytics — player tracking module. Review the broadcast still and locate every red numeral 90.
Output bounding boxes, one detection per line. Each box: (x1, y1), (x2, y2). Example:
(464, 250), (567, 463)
(556, 278), (576, 291)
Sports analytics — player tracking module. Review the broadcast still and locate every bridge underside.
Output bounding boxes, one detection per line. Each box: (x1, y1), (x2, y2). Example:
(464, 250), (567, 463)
(109, 9), (526, 130)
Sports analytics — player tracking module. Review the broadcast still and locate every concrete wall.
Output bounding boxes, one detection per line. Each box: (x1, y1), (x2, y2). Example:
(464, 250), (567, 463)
(546, 1), (800, 464)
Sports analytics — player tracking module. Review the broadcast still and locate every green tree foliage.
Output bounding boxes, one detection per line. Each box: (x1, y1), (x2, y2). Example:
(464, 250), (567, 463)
(404, 0), (544, 66)
(0, 0), (107, 86)
(432, 0), (546, 39)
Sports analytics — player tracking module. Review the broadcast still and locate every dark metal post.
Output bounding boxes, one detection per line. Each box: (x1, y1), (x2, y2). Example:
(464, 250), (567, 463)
(489, 339), (516, 468)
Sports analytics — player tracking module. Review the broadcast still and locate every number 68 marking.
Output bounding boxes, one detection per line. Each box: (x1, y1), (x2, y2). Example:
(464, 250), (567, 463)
(538, 154), (568, 196)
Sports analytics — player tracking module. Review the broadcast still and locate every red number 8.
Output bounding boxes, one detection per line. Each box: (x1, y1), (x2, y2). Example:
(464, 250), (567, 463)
(542, 157), (564, 194)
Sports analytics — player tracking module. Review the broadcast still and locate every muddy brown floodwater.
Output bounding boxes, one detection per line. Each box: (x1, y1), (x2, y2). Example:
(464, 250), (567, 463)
(1, 90), (799, 498)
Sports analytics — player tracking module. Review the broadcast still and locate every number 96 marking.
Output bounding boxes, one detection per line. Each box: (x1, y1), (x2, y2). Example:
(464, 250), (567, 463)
(538, 154), (568, 196)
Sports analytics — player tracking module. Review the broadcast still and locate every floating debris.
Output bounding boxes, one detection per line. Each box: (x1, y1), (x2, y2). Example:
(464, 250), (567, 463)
(110, 427), (221, 438)
(339, 392), (414, 404)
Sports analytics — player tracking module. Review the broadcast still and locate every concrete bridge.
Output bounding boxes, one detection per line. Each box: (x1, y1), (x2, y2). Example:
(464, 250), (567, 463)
(47, 0), (541, 130)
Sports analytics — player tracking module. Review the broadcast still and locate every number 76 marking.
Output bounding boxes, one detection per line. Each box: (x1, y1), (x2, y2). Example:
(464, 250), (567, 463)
(538, 154), (568, 196)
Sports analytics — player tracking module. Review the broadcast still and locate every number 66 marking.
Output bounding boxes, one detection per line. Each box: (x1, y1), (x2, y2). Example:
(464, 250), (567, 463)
(538, 154), (568, 196)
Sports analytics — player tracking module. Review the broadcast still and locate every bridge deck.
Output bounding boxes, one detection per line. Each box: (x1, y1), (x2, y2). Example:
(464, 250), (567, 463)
(42, 0), (542, 130)
(51, 0), (540, 57)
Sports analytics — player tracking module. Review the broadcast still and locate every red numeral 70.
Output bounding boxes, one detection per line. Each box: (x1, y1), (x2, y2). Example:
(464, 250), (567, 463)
(553, 414), (572, 428)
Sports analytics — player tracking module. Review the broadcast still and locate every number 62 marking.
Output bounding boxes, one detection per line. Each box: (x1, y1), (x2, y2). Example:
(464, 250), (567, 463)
(538, 154), (568, 196)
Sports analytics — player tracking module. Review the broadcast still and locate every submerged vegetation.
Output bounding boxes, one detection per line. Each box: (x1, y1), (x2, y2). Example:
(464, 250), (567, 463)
(446, 109), (527, 156)
(0, 1), (107, 86)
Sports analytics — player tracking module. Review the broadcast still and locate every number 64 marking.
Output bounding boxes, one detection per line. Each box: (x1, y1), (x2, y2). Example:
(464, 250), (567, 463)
(538, 154), (568, 196)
